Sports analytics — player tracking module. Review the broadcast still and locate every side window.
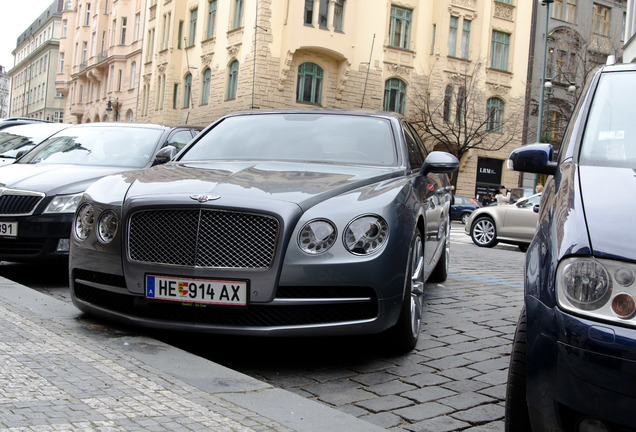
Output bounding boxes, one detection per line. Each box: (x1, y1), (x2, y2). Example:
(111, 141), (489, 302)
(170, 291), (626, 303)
(402, 123), (424, 170)
(167, 130), (195, 152)
(406, 122), (429, 157)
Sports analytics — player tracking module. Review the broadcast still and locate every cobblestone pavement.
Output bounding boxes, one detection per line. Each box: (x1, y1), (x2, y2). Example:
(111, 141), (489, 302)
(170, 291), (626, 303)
(190, 224), (527, 432)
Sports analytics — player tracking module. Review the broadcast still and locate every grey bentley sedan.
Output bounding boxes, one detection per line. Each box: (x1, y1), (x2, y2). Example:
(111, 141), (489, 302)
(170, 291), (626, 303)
(69, 109), (458, 352)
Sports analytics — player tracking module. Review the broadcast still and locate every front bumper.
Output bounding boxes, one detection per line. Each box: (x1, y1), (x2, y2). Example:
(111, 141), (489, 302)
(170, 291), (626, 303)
(0, 214), (72, 261)
(526, 296), (636, 431)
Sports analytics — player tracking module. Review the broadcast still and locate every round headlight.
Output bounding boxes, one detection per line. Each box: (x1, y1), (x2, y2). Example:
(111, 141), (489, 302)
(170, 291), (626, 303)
(344, 215), (388, 255)
(74, 203), (95, 241)
(298, 219), (337, 255)
(559, 258), (611, 311)
(97, 210), (119, 244)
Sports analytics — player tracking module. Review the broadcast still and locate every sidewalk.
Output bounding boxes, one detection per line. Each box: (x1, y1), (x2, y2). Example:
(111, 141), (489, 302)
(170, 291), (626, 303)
(0, 276), (386, 432)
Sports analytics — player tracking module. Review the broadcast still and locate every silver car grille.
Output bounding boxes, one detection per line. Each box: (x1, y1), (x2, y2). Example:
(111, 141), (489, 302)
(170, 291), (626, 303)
(0, 189), (45, 216)
(128, 209), (279, 268)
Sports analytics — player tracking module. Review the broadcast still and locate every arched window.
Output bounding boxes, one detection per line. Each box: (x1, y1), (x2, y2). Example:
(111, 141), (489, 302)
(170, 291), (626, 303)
(296, 62), (323, 105)
(443, 85), (453, 123)
(227, 60), (239, 100)
(456, 86), (466, 126)
(486, 97), (505, 133)
(201, 68), (211, 105)
(383, 78), (406, 114)
(183, 73), (192, 108)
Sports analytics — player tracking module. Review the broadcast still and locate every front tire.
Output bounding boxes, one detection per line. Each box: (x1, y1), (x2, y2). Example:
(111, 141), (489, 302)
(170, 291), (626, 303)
(429, 219), (450, 283)
(385, 229), (425, 353)
(470, 216), (498, 247)
(505, 307), (532, 432)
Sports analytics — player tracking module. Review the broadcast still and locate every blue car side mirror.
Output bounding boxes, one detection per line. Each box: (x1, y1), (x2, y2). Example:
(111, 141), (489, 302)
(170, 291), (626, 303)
(508, 143), (557, 175)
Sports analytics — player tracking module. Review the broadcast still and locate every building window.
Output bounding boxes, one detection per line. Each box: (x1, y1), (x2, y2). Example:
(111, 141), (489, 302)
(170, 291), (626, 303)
(59, 52), (64, 73)
(184, 73), (192, 108)
(448, 16), (458, 57)
(189, 9), (198, 47)
(461, 19), (471, 59)
(232, 0), (244, 30)
(62, 20), (67, 38)
(389, 6), (412, 50)
(227, 60), (239, 100)
(117, 70), (122, 91)
(85, 3), (91, 26)
(162, 13), (171, 50)
(130, 62), (136, 89)
(565, 0), (577, 23)
(333, 0), (345, 32)
(443, 85), (453, 123)
(120, 17), (127, 45)
(486, 97), (505, 133)
(134, 13), (141, 41)
(456, 86), (466, 126)
(546, 110), (564, 143)
(490, 31), (510, 71)
(304, 0), (314, 25)
(318, 0), (329, 29)
(81, 41), (88, 64)
(296, 62), (323, 105)
(496, 0), (513, 3)
(207, 0), (217, 39)
(173, 83), (179, 109)
(593, 3), (610, 36)
(383, 78), (406, 114)
(201, 68), (211, 105)
(553, 0), (576, 23)
(177, 21), (184, 49)
(146, 28), (155, 62)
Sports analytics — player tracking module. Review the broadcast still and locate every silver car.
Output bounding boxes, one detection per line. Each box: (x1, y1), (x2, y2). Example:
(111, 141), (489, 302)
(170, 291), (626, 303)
(69, 109), (458, 353)
(465, 193), (541, 252)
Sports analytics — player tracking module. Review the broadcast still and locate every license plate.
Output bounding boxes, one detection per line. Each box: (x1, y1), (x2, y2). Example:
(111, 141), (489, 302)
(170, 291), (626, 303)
(145, 275), (248, 306)
(0, 222), (17, 238)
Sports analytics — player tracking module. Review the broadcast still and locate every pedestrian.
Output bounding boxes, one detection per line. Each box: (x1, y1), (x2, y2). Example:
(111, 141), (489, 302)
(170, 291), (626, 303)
(495, 185), (511, 205)
(535, 184), (544, 194)
(481, 193), (492, 206)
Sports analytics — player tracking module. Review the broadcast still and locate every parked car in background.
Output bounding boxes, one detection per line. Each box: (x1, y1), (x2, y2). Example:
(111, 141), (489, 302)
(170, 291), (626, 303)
(505, 62), (636, 431)
(465, 193), (541, 252)
(0, 123), (200, 262)
(450, 195), (481, 224)
(0, 122), (70, 166)
(69, 109), (458, 353)
(0, 117), (55, 130)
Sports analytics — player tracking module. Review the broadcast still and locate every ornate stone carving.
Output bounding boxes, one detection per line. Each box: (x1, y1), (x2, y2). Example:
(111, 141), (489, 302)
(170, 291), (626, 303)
(494, 2), (514, 21)
(385, 63), (411, 77)
(450, 0), (476, 10)
(278, 51), (294, 92)
(336, 61), (352, 101)
(227, 44), (241, 57)
(487, 83), (510, 96)
(201, 54), (213, 67)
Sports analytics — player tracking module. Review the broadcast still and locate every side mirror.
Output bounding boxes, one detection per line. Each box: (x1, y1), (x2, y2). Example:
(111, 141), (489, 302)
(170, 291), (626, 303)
(420, 151), (459, 176)
(508, 143), (557, 175)
(533, 204), (540, 214)
(153, 145), (177, 165)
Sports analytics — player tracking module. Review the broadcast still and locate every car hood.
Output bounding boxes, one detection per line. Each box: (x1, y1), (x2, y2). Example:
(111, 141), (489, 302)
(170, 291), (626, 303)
(0, 163), (130, 196)
(121, 161), (403, 211)
(579, 165), (636, 261)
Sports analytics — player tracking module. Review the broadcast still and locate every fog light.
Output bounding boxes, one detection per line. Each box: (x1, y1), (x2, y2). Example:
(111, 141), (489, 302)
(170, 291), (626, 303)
(56, 238), (70, 252)
(577, 417), (610, 432)
(611, 293), (636, 319)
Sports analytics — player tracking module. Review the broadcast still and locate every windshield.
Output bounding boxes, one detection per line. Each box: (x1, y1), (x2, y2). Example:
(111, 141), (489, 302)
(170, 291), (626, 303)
(180, 113), (398, 166)
(0, 124), (66, 158)
(579, 71), (636, 168)
(18, 126), (164, 167)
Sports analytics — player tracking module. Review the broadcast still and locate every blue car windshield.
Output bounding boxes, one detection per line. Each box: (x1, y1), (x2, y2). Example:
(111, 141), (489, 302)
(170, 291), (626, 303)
(18, 126), (164, 167)
(580, 71), (636, 168)
(179, 114), (398, 166)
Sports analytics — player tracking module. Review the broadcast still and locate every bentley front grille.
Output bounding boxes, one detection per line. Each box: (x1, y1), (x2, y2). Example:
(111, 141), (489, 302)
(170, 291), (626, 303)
(128, 209), (279, 269)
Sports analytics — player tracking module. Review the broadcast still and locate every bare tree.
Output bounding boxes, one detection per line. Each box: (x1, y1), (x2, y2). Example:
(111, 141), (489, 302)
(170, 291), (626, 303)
(409, 61), (524, 186)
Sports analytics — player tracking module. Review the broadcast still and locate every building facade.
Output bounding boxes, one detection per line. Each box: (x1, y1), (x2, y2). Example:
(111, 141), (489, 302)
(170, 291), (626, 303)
(133, 0), (531, 198)
(9, 0), (65, 122)
(0, 67), (9, 119)
(56, 0), (145, 123)
(624, 0), (636, 60)
(522, 0), (626, 189)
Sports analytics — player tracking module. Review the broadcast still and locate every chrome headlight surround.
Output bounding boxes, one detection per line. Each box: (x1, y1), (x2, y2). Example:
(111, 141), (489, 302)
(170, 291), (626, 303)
(343, 214), (389, 256)
(44, 193), (83, 214)
(73, 203), (95, 241)
(96, 210), (119, 244)
(557, 257), (636, 325)
(298, 219), (338, 255)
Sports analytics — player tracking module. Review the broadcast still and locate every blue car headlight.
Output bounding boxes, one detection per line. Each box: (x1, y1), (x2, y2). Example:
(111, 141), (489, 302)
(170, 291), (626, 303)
(557, 257), (636, 323)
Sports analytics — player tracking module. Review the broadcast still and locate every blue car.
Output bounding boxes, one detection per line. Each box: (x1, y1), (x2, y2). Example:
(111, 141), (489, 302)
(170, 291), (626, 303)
(505, 61), (636, 431)
(450, 195), (481, 224)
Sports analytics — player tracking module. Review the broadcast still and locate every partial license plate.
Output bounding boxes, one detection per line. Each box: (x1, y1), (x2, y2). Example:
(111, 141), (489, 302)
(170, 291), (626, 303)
(145, 274), (248, 306)
(0, 222), (17, 238)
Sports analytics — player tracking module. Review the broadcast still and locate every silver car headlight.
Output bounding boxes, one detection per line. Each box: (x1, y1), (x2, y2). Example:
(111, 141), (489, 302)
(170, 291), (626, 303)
(343, 215), (388, 255)
(74, 203), (95, 241)
(298, 219), (337, 255)
(96, 210), (118, 244)
(44, 193), (83, 214)
(557, 257), (636, 324)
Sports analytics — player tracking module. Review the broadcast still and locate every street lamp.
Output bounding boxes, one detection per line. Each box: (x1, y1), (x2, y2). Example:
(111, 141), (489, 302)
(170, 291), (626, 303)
(542, 74), (576, 142)
(106, 97), (119, 122)
(536, 0), (554, 143)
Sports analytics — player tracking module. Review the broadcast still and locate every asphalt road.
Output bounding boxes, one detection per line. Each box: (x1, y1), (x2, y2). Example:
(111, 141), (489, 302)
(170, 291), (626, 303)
(1, 222), (526, 432)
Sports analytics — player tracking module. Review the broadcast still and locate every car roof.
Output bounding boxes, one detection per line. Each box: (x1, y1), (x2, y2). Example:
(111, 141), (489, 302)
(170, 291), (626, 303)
(221, 107), (405, 122)
(59, 122), (171, 130)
